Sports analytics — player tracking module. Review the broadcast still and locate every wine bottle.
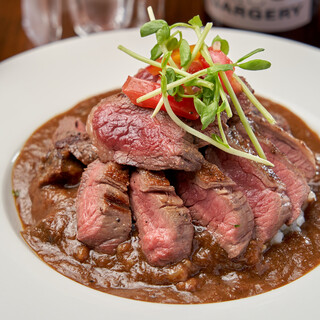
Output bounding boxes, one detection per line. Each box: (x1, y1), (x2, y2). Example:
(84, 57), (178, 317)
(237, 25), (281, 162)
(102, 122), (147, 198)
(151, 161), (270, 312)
(204, 0), (320, 47)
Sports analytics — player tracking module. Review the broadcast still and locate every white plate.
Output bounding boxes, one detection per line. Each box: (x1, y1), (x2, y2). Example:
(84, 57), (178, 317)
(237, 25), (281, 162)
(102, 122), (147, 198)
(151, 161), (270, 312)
(1, 28), (320, 320)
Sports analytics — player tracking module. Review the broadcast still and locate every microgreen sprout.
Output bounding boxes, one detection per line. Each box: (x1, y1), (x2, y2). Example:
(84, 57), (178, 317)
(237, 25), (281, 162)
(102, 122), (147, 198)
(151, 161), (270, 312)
(118, 7), (274, 166)
(12, 189), (19, 197)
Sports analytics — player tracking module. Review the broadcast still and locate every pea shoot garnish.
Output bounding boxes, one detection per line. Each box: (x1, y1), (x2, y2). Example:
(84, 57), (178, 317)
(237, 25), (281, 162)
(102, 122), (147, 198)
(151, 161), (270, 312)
(118, 7), (275, 166)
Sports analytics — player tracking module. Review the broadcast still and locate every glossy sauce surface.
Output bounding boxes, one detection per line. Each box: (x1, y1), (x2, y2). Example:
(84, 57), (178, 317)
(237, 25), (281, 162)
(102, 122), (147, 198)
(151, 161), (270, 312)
(12, 92), (320, 304)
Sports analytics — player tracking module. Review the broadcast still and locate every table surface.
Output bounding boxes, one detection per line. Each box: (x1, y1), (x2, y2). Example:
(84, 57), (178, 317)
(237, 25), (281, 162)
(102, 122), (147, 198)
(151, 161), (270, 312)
(0, 0), (319, 62)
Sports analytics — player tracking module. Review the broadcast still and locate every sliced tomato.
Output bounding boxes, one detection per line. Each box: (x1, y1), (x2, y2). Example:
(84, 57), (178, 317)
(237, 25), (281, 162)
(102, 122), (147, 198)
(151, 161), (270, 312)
(185, 59), (204, 74)
(122, 76), (199, 120)
(147, 46), (241, 94)
(146, 59), (162, 76)
(146, 45), (203, 75)
(200, 47), (242, 94)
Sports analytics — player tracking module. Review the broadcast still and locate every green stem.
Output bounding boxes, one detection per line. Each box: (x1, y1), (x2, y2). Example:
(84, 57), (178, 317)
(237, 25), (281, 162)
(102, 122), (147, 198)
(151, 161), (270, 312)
(234, 74), (276, 124)
(161, 44), (179, 69)
(118, 44), (160, 67)
(170, 30), (181, 39)
(118, 45), (213, 89)
(170, 22), (193, 29)
(161, 90), (273, 166)
(147, 6), (155, 20)
(220, 72), (266, 159)
(137, 68), (211, 103)
(219, 86), (232, 118)
(193, 27), (266, 160)
(151, 96), (164, 117)
(213, 75), (220, 107)
(194, 27), (213, 67)
(183, 23), (213, 71)
(147, 6), (179, 69)
(193, 29), (233, 118)
(217, 112), (228, 145)
(178, 92), (201, 98)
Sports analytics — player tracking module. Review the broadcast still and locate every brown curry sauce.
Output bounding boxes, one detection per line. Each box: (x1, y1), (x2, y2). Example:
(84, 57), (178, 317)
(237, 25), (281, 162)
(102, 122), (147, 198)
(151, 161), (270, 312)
(12, 92), (320, 304)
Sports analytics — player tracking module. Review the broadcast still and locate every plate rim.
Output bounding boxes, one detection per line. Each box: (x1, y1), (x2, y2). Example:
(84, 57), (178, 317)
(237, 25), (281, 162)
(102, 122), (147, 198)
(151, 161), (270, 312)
(1, 27), (320, 319)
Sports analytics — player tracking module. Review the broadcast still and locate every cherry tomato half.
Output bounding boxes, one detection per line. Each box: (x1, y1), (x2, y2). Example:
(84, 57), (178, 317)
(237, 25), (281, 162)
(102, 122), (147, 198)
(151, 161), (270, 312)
(122, 76), (199, 120)
(200, 47), (242, 94)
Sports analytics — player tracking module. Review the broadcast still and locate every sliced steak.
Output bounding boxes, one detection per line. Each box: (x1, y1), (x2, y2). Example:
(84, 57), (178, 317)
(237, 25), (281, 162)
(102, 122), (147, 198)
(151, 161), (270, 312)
(262, 141), (310, 224)
(206, 128), (292, 243)
(228, 87), (315, 179)
(129, 169), (194, 266)
(87, 93), (204, 171)
(38, 148), (84, 186)
(269, 112), (291, 132)
(76, 160), (131, 254)
(176, 161), (254, 258)
(53, 116), (98, 166)
(235, 123), (310, 224)
(38, 117), (98, 186)
(233, 91), (255, 114)
(249, 113), (316, 180)
(52, 116), (86, 142)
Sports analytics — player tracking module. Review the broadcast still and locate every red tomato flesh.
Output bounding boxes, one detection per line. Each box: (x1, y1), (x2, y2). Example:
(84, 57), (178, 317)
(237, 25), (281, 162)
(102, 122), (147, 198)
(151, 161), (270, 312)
(122, 76), (199, 120)
(146, 46), (242, 95)
(200, 47), (242, 94)
(146, 45), (203, 76)
(122, 46), (242, 120)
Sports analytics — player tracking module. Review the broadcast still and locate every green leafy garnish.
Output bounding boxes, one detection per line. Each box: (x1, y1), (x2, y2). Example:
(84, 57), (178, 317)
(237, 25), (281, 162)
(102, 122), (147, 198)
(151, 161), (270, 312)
(161, 51), (172, 69)
(236, 48), (265, 63)
(160, 68), (271, 165)
(166, 37), (179, 51)
(237, 59), (271, 70)
(188, 15), (203, 27)
(165, 68), (177, 96)
(140, 20), (168, 37)
(118, 7), (274, 166)
(150, 43), (162, 60)
(212, 35), (229, 55)
(234, 48), (272, 71)
(201, 101), (218, 130)
(156, 24), (170, 44)
(179, 39), (191, 67)
(212, 134), (229, 148)
(207, 64), (233, 74)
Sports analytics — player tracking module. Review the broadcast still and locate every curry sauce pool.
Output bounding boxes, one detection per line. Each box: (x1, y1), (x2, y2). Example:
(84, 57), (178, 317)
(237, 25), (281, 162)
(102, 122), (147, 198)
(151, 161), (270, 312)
(12, 91), (320, 304)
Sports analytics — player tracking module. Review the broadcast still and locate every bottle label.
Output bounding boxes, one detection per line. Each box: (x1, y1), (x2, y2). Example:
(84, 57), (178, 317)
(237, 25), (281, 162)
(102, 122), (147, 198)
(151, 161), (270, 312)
(205, 0), (313, 32)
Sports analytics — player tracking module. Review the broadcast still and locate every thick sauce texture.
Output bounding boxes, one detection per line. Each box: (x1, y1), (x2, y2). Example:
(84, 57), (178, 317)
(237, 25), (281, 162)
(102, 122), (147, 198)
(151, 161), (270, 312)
(12, 92), (320, 304)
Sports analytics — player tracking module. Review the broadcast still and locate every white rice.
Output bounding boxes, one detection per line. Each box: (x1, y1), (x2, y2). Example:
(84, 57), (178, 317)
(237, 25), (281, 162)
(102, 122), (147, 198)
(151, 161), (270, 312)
(270, 190), (316, 245)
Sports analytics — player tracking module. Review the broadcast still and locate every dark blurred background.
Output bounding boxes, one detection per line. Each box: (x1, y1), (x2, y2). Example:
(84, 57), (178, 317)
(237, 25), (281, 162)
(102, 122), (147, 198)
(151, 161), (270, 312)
(0, 0), (319, 62)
